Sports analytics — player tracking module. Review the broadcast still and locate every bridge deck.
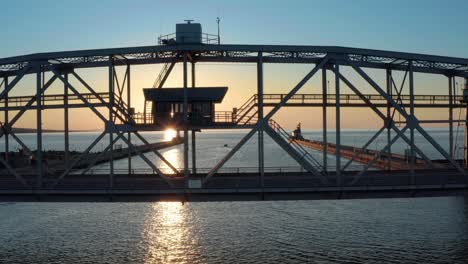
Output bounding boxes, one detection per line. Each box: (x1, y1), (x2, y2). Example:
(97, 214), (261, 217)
(0, 169), (466, 201)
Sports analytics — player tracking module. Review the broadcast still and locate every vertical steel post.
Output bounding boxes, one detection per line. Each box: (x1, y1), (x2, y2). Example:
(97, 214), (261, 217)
(4, 77), (8, 162)
(335, 64), (341, 186)
(322, 68), (327, 172)
(108, 59), (114, 189)
(465, 78), (468, 168)
(183, 52), (189, 178)
(409, 61), (415, 184)
(64, 73), (69, 167)
(191, 61), (196, 174)
(36, 66), (43, 190)
(386, 69), (392, 170)
(127, 65), (132, 175)
(466, 103), (468, 168)
(448, 76), (454, 158)
(191, 131), (196, 174)
(257, 52), (264, 187)
(191, 62), (196, 88)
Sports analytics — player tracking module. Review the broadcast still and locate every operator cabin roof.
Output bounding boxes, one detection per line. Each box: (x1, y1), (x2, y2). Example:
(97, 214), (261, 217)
(143, 87), (228, 103)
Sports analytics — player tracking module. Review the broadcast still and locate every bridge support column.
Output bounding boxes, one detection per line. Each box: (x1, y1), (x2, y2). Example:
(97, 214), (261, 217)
(465, 78), (468, 168)
(183, 52), (189, 179)
(4, 77), (8, 162)
(335, 64), (341, 186)
(409, 61), (415, 184)
(190, 60), (197, 176)
(386, 69), (392, 171)
(36, 67), (43, 190)
(448, 76), (454, 158)
(127, 65), (132, 175)
(322, 68), (327, 173)
(257, 52), (264, 187)
(108, 59), (114, 190)
(192, 62), (196, 88)
(191, 130), (196, 175)
(64, 73), (69, 167)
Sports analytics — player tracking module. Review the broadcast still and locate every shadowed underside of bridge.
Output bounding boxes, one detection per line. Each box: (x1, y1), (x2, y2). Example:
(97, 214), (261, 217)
(0, 169), (467, 202)
(1, 40), (468, 202)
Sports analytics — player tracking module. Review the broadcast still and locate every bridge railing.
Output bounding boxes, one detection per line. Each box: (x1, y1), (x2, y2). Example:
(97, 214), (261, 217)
(72, 165), (368, 176)
(158, 33), (220, 45)
(0, 92), (110, 108)
(260, 93), (464, 106)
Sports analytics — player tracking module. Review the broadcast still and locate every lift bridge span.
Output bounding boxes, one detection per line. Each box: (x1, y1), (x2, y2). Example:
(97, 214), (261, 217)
(1, 24), (468, 201)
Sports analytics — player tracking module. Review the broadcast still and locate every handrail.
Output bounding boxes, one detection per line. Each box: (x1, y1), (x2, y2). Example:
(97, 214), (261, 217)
(0, 92), (110, 106)
(158, 32), (220, 45)
(73, 165), (368, 175)
(260, 93), (464, 104)
(268, 119), (323, 170)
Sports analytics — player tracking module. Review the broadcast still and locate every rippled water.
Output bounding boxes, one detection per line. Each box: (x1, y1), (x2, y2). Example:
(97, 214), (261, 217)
(1, 130), (468, 263)
(1, 198), (468, 263)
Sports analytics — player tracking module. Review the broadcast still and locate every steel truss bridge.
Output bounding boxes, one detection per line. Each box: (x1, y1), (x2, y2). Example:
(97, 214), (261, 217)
(0, 43), (468, 201)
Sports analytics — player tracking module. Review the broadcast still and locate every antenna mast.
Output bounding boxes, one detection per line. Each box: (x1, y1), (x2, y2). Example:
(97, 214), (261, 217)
(216, 17), (221, 45)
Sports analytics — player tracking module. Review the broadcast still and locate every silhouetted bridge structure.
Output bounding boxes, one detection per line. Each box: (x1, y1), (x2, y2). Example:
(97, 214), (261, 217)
(0, 21), (468, 201)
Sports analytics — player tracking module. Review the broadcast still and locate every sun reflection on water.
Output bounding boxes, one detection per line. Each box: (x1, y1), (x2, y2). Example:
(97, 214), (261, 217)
(164, 129), (177, 142)
(142, 202), (198, 263)
(160, 148), (182, 174)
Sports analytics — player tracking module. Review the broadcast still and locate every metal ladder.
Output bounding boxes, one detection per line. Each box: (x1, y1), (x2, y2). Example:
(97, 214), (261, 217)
(268, 119), (324, 172)
(235, 95), (258, 125)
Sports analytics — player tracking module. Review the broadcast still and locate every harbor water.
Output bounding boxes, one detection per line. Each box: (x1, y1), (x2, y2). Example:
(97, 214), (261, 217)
(0, 129), (467, 263)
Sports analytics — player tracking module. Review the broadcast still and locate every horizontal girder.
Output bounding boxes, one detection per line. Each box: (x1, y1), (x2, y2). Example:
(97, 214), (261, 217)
(0, 44), (467, 78)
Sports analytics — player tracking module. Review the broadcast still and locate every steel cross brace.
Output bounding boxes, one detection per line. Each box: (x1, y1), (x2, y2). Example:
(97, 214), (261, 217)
(0, 75), (59, 157)
(264, 125), (329, 184)
(71, 71), (132, 124)
(341, 126), (386, 171)
(349, 126), (409, 186)
(0, 155), (28, 188)
(49, 66), (178, 186)
(347, 59), (466, 176)
(50, 131), (107, 188)
(0, 66), (31, 101)
(335, 70), (433, 169)
(202, 56), (330, 184)
(78, 129), (182, 177)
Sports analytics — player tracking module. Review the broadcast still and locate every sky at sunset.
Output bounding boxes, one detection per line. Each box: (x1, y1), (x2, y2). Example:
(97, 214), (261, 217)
(1, 0), (467, 130)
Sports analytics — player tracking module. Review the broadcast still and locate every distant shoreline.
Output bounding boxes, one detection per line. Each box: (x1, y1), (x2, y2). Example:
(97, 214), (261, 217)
(10, 128), (98, 134)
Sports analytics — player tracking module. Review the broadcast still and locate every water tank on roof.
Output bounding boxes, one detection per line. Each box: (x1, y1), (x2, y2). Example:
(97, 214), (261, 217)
(176, 20), (202, 44)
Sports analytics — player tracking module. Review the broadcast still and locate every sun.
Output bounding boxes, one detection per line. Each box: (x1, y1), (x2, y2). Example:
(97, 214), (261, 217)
(164, 128), (177, 141)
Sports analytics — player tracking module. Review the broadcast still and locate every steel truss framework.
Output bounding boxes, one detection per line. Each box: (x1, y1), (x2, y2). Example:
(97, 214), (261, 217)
(0, 44), (467, 191)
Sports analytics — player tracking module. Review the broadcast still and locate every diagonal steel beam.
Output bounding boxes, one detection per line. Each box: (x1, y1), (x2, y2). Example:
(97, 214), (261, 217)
(117, 133), (176, 186)
(348, 59), (465, 175)
(264, 125), (329, 185)
(349, 126), (408, 186)
(71, 71), (131, 123)
(336, 70), (432, 165)
(264, 56), (330, 120)
(52, 66), (176, 185)
(342, 126), (386, 171)
(132, 131), (181, 175)
(157, 61), (176, 88)
(0, 66), (31, 101)
(9, 132), (33, 155)
(51, 67), (110, 122)
(203, 126), (259, 184)
(204, 58), (329, 184)
(50, 131), (107, 188)
(80, 131), (125, 175)
(335, 68), (434, 167)
(0, 156), (29, 188)
(0, 75), (58, 138)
